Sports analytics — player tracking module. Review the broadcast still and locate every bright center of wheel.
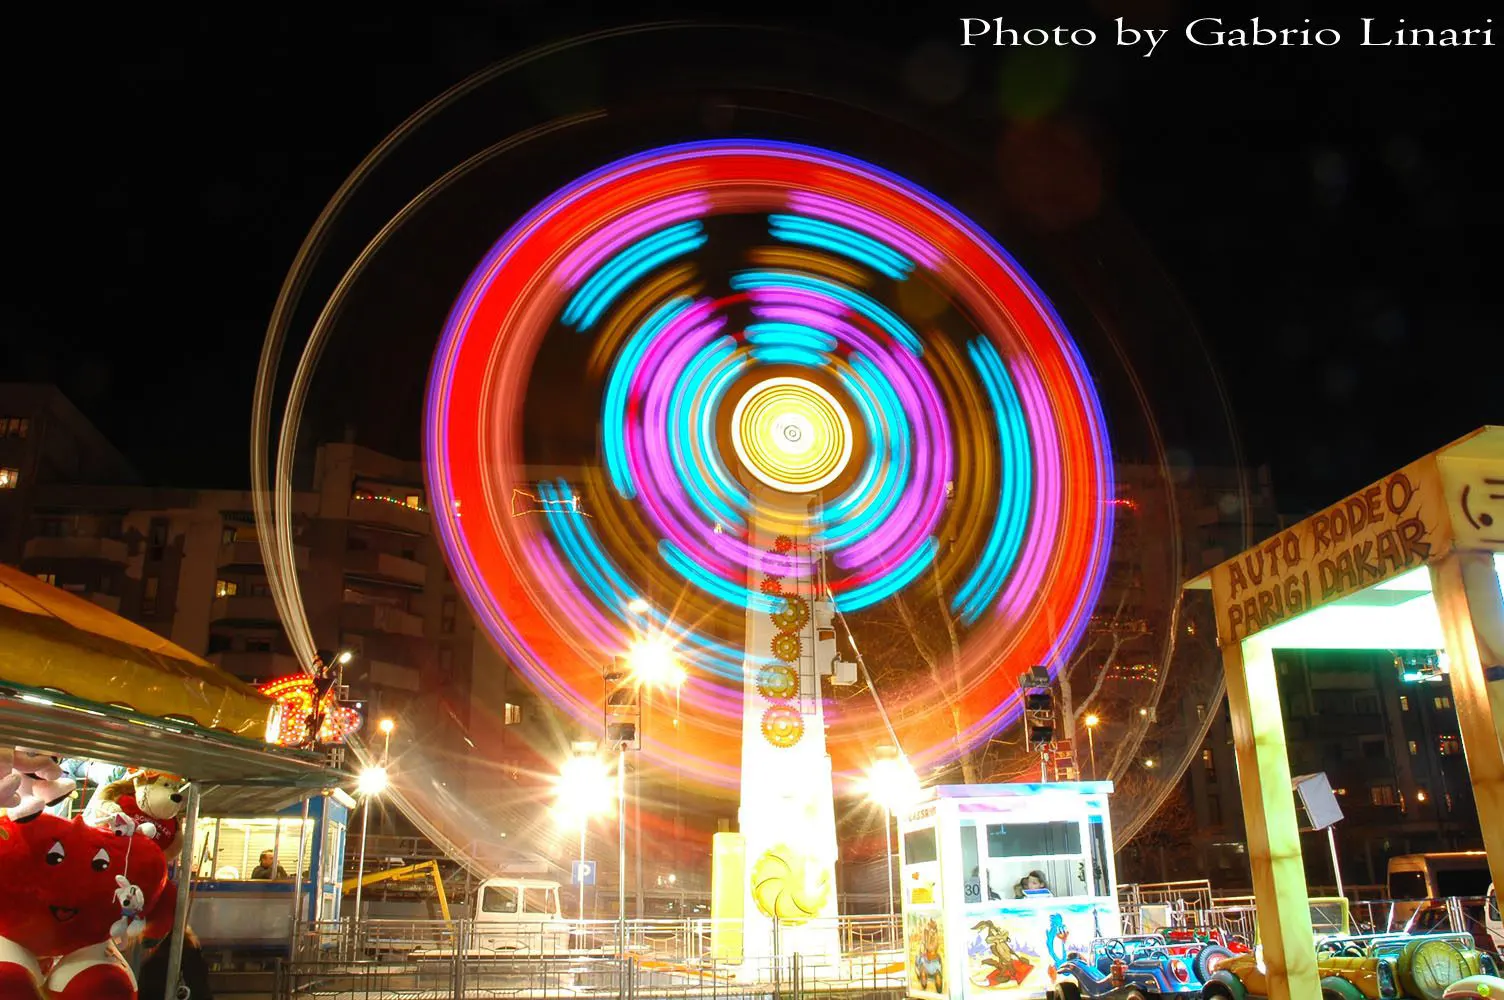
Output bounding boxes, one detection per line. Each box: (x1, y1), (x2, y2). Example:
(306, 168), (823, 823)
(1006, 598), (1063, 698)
(730, 376), (853, 494)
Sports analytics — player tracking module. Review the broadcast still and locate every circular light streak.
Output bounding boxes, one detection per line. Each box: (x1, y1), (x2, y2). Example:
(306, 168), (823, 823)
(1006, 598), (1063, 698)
(731, 376), (854, 494)
(423, 140), (1114, 787)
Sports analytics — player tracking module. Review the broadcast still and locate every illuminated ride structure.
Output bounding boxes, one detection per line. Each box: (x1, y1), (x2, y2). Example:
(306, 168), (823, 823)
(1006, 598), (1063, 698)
(421, 140), (1117, 972)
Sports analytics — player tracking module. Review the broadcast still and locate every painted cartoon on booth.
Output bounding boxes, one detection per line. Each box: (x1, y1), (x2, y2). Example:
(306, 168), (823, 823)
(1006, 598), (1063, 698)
(967, 918), (1038, 990)
(907, 911), (948, 998)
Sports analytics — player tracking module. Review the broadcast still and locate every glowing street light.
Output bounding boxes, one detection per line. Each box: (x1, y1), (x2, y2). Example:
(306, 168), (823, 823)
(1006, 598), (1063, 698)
(357, 766), (388, 795)
(627, 597), (652, 614)
(866, 746), (923, 940)
(556, 744), (613, 928)
(377, 718), (396, 764)
(1143, 758), (1156, 769)
(378, 718), (395, 735)
(1083, 713), (1100, 780)
(353, 765), (389, 917)
(625, 635), (686, 689)
(335, 650), (354, 665)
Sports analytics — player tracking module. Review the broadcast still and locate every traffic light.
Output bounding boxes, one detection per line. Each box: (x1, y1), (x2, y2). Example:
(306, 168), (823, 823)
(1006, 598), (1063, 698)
(1020, 667), (1056, 752)
(604, 657), (641, 750)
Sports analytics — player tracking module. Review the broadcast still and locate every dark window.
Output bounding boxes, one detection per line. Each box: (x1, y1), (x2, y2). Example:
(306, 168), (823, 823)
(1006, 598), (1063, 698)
(482, 886), (518, 913)
(207, 634), (232, 654)
(986, 822), (1081, 858)
(246, 639), (273, 653)
(141, 576), (159, 615)
(1362, 739), (1386, 759)
(903, 827), (938, 865)
(148, 519), (168, 561)
(441, 596), (456, 634)
(221, 526), (237, 545)
(1389, 870), (1427, 898)
(1436, 869), (1492, 897)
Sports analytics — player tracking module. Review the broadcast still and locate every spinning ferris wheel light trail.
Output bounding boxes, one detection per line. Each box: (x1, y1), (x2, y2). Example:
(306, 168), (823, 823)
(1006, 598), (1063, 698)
(418, 138), (1116, 968)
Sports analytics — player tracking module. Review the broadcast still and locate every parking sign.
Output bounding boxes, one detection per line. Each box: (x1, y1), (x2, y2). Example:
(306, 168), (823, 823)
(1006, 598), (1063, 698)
(572, 860), (596, 885)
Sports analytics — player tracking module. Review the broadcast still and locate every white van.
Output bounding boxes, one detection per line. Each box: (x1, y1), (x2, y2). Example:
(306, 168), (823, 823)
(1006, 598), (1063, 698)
(1387, 852), (1493, 929)
(471, 877), (572, 953)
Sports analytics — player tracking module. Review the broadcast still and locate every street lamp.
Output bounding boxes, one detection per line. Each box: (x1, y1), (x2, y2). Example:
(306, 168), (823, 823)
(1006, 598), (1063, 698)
(335, 650), (354, 665)
(555, 743), (613, 927)
(377, 717), (395, 764)
(619, 636), (686, 929)
(865, 746), (923, 944)
(352, 766), (388, 919)
(1083, 713), (1100, 780)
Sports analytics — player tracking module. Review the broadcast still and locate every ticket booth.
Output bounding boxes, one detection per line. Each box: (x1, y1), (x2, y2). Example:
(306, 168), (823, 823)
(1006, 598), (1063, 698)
(898, 782), (1119, 1000)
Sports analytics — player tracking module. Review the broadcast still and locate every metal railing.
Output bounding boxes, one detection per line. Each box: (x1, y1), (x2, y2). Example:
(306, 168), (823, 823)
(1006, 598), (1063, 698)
(277, 914), (904, 999)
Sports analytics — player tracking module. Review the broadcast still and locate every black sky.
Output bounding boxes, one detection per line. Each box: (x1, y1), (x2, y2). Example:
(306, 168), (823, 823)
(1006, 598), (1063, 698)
(1, 5), (1498, 515)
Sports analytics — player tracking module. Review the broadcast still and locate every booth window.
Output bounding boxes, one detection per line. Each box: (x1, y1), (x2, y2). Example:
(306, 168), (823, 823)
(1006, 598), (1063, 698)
(483, 886), (519, 913)
(904, 827), (938, 865)
(986, 821), (1081, 857)
(192, 817), (314, 880)
(985, 821), (1089, 899)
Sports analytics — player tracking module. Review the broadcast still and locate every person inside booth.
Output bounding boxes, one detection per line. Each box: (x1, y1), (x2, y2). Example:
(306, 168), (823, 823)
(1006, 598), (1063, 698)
(251, 849), (289, 880)
(1014, 870), (1052, 898)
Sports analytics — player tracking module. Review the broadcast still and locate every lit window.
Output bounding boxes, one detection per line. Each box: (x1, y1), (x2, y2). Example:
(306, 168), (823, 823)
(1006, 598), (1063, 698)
(1399, 695), (1410, 711)
(142, 576), (159, 615)
(215, 579), (238, 598)
(405, 495), (421, 509)
(1408, 740), (1419, 755)
(2, 418), (28, 438)
(1369, 785), (1397, 806)
(0, 468), (18, 489)
(1433, 696), (1453, 711)
(35, 573), (56, 585)
(504, 703), (522, 725)
(1333, 788), (1348, 796)
(1438, 736), (1462, 756)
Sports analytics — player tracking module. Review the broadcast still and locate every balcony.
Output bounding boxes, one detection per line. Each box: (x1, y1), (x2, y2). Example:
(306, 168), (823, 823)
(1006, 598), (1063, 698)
(23, 536), (130, 564)
(365, 658), (421, 692)
(347, 496), (430, 535)
(343, 550), (427, 587)
(209, 651), (300, 683)
(209, 595), (281, 625)
(218, 540), (309, 571)
(341, 602), (425, 638)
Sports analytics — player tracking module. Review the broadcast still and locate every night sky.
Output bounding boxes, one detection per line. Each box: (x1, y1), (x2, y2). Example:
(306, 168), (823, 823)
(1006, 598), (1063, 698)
(2, 5), (1497, 515)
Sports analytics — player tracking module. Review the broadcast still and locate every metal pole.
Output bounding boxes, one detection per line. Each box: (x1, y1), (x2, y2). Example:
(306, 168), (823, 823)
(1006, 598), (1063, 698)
(579, 820), (588, 925)
(163, 782), (200, 1000)
(618, 745), (628, 997)
(291, 795), (310, 932)
(884, 808), (895, 945)
(1088, 728), (1097, 780)
(354, 792), (372, 919)
(1327, 825), (1345, 898)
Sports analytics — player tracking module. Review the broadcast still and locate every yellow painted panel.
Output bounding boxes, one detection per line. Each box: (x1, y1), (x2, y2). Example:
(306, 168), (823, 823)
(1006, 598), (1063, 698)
(710, 832), (745, 963)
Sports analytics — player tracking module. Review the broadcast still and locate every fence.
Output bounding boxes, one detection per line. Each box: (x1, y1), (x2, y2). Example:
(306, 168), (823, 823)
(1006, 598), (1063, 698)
(276, 914), (904, 999)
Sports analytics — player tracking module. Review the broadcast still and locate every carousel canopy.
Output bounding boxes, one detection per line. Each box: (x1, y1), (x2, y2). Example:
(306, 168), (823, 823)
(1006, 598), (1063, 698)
(0, 563), (334, 793)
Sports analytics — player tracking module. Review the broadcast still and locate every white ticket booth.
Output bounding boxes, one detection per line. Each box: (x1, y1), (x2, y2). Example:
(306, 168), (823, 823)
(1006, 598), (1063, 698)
(898, 782), (1119, 1000)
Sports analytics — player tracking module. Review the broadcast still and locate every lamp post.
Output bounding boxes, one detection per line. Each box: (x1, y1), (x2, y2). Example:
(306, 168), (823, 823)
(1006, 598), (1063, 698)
(555, 743), (612, 931)
(867, 746), (922, 945)
(622, 635), (686, 920)
(1084, 714), (1100, 780)
(352, 765), (387, 920)
(378, 717), (395, 765)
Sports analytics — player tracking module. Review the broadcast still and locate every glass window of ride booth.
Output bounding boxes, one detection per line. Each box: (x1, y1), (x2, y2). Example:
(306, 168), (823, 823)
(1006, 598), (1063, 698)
(959, 815), (1113, 905)
(190, 817), (315, 881)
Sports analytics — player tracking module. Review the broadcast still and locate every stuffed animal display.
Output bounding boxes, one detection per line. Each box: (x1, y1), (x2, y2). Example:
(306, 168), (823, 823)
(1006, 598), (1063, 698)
(84, 770), (187, 861)
(0, 750), (76, 823)
(0, 812), (172, 999)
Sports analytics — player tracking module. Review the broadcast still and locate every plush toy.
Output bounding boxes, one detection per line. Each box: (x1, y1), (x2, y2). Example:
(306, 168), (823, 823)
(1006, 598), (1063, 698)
(47, 761), (126, 819)
(84, 770), (186, 860)
(0, 749), (77, 823)
(0, 812), (171, 999)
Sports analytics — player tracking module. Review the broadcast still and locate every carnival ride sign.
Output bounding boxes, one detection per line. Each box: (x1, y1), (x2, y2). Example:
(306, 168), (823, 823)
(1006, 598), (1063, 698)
(1208, 456), (1452, 645)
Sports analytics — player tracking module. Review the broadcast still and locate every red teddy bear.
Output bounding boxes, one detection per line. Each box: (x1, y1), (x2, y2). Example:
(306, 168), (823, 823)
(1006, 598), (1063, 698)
(0, 814), (172, 999)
